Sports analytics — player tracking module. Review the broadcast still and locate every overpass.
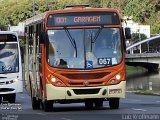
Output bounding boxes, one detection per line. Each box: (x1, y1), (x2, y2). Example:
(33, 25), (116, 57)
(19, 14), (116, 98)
(126, 53), (160, 71)
(126, 35), (160, 51)
(126, 35), (160, 71)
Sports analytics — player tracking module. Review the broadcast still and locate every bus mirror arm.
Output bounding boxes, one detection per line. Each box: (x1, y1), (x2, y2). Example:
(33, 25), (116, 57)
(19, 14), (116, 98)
(122, 28), (126, 51)
(124, 27), (131, 39)
(39, 32), (46, 44)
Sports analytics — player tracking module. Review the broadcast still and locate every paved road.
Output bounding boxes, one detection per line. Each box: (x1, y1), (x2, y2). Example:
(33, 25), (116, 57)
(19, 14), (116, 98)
(0, 90), (160, 120)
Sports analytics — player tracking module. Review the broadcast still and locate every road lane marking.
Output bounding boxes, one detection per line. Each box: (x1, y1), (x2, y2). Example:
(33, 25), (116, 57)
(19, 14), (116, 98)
(125, 99), (141, 102)
(61, 118), (72, 120)
(132, 108), (147, 112)
(104, 106), (108, 107)
(36, 113), (46, 115)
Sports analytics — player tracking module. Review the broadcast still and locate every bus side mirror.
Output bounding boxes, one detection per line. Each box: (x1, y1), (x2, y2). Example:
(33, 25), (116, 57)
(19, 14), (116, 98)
(125, 27), (131, 39)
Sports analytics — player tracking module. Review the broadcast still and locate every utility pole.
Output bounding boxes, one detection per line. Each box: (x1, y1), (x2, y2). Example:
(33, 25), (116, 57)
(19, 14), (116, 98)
(138, 25), (142, 53)
(32, 0), (35, 16)
(7, 16), (13, 31)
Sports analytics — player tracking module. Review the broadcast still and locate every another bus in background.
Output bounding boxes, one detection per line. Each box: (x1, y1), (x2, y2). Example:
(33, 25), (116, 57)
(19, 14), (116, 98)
(0, 31), (23, 103)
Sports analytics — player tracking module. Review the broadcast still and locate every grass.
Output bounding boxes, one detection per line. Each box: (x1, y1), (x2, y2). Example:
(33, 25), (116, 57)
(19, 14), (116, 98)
(126, 65), (147, 77)
(134, 90), (160, 96)
(126, 65), (160, 96)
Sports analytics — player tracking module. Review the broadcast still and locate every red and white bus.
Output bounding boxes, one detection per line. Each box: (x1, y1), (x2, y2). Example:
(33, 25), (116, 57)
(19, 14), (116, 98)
(24, 5), (131, 111)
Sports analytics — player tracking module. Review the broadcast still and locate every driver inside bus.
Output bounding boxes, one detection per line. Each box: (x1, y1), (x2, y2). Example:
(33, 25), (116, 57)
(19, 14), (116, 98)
(48, 42), (68, 68)
(95, 37), (114, 58)
(86, 36), (114, 67)
(48, 31), (68, 68)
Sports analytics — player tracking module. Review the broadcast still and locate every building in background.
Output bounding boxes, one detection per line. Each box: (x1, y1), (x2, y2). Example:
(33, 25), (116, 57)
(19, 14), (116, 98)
(123, 17), (150, 38)
(123, 17), (151, 54)
(10, 22), (25, 36)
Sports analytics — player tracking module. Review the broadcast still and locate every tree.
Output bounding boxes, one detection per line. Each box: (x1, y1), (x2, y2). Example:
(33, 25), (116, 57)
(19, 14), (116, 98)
(0, 0), (160, 34)
(101, 0), (128, 14)
(131, 33), (147, 43)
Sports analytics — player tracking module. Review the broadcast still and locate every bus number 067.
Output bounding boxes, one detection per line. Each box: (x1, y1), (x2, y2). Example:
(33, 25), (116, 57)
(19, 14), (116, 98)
(98, 58), (112, 65)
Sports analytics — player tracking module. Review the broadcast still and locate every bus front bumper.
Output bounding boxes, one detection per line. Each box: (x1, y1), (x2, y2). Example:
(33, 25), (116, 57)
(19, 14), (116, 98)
(46, 81), (126, 101)
(0, 80), (23, 95)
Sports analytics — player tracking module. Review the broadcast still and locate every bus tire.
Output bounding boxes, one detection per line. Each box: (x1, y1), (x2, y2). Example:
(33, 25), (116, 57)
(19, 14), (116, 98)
(109, 98), (119, 109)
(43, 100), (53, 112)
(32, 97), (40, 110)
(95, 99), (103, 108)
(85, 100), (93, 109)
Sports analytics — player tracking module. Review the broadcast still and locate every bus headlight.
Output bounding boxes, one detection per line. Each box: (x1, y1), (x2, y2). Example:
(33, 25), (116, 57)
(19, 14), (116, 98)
(14, 76), (19, 82)
(107, 74), (123, 85)
(110, 79), (116, 84)
(14, 78), (18, 82)
(56, 81), (63, 86)
(51, 77), (56, 83)
(49, 75), (66, 87)
(115, 74), (121, 80)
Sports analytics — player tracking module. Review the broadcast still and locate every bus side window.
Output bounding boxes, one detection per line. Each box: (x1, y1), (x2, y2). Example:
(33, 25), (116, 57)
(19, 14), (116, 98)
(29, 40), (33, 54)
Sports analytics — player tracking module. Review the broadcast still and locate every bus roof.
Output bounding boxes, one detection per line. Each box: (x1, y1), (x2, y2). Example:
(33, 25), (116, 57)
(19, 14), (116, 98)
(0, 31), (18, 42)
(25, 12), (47, 26)
(0, 31), (18, 37)
(25, 7), (120, 26)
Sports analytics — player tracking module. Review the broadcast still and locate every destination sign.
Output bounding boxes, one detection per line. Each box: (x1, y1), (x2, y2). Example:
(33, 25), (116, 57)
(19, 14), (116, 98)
(0, 34), (17, 42)
(47, 12), (120, 27)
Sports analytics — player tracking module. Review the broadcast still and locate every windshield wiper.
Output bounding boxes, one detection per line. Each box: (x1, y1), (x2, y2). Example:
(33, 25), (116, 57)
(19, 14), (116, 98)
(64, 27), (77, 57)
(90, 26), (103, 52)
(92, 26), (103, 42)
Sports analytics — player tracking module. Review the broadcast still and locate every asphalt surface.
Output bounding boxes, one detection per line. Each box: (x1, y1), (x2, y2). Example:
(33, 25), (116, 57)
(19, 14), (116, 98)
(0, 90), (160, 120)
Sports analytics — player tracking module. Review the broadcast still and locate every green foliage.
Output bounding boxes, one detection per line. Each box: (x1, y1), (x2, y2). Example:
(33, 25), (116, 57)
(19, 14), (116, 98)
(124, 0), (160, 34)
(0, 0), (159, 34)
(0, 0), (33, 26)
(101, 0), (127, 15)
(131, 33), (147, 42)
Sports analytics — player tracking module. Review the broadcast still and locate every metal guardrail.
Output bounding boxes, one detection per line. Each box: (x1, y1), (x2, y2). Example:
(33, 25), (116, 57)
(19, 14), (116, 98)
(126, 53), (160, 58)
(126, 35), (160, 51)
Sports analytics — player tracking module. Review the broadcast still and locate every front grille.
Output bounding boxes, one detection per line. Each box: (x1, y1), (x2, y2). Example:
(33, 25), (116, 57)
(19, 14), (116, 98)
(69, 81), (104, 86)
(73, 88), (100, 95)
(0, 82), (5, 85)
(0, 80), (14, 85)
(59, 71), (111, 87)
(61, 72), (110, 80)
(0, 88), (14, 92)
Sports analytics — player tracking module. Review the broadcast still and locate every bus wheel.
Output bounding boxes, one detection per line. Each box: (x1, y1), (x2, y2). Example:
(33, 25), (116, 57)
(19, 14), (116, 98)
(109, 98), (119, 109)
(95, 99), (103, 108)
(43, 100), (53, 112)
(32, 97), (40, 110)
(7, 93), (16, 103)
(85, 100), (93, 109)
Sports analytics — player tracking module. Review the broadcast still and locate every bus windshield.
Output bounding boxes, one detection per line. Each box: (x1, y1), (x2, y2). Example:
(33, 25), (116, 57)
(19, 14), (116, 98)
(47, 28), (122, 69)
(0, 43), (19, 73)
